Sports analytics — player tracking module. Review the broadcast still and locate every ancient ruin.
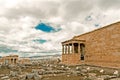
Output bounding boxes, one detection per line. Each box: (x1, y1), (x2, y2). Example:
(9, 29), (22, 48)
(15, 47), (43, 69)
(0, 55), (31, 65)
(0, 22), (120, 80)
(62, 22), (120, 68)
(0, 55), (18, 65)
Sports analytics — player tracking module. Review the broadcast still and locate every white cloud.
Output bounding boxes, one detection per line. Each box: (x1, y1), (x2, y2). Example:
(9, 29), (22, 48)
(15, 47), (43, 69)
(0, 0), (120, 57)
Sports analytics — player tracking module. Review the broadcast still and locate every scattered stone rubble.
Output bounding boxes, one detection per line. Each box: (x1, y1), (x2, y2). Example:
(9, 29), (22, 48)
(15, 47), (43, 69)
(0, 60), (120, 80)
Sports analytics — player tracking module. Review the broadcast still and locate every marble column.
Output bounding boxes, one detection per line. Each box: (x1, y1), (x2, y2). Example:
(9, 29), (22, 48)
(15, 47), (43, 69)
(78, 43), (80, 54)
(66, 45), (68, 54)
(62, 45), (64, 54)
(72, 43), (74, 54)
(68, 44), (70, 54)
(70, 45), (72, 53)
(65, 44), (67, 54)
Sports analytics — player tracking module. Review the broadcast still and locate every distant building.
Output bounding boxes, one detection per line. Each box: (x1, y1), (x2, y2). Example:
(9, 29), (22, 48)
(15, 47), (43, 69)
(62, 22), (120, 68)
(19, 58), (31, 64)
(0, 55), (31, 65)
(0, 55), (18, 65)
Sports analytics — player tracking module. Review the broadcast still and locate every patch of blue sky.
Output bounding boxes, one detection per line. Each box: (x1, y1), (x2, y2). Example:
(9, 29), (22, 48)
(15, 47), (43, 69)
(85, 15), (92, 21)
(0, 46), (18, 53)
(35, 23), (61, 33)
(33, 39), (47, 44)
(94, 24), (99, 27)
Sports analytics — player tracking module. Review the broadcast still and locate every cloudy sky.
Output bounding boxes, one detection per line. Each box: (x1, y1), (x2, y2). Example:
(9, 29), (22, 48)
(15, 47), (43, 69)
(0, 0), (120, 57)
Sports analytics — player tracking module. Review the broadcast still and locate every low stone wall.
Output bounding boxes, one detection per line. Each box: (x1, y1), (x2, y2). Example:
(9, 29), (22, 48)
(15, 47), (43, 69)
(62, 54), (81, 65)
(62, 53), (120, 68)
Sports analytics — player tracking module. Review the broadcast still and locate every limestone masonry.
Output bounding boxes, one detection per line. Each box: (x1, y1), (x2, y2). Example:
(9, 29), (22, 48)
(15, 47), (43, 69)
(61, 21), (120, 68)
(0, 55), (31, 65)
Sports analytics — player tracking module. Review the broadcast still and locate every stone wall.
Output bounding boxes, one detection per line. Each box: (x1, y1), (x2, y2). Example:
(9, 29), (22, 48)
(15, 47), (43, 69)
(62, 54), (81, 65)
(19, 58), (31, 64)
(62, 22), (120, 68)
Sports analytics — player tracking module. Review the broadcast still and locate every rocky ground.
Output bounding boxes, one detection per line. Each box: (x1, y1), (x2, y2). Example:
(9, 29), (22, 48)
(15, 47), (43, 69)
(0, 60), (120, 80)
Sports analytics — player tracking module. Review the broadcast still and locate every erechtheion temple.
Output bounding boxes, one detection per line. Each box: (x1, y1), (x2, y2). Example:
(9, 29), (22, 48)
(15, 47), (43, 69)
(62, 22), (120, 68)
